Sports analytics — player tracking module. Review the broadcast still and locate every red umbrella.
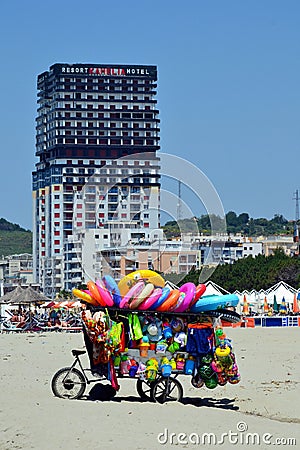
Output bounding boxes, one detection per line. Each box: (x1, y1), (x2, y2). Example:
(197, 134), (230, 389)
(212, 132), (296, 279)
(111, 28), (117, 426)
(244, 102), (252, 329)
(263, 297), (269, 313)
(242, 295), (249, 315)
(292, 294), (299, 314)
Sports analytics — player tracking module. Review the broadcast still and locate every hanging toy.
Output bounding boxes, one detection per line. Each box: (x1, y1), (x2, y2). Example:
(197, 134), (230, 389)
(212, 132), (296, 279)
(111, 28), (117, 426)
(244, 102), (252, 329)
(162, 321), (173, 340)
(146, 358), (159, 381)
(184, 356), (195, 375)
(214, 325), (226, 347)
(198, 353), (218, 389)
(160, 357), (172, 377)
(214, 346), (233, 370)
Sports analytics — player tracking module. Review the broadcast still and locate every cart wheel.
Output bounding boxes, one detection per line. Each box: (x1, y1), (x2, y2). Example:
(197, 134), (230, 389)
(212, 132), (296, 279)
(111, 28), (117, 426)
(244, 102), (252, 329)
(136, 378), (155, 401)
(151, 376), (183, 403)
(51, 367), (86, 399)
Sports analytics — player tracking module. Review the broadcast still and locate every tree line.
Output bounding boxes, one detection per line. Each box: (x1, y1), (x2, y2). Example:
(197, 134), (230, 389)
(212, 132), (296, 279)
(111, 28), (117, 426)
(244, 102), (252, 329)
(173, 249), (300, 292)
(163, 212), (296, 238)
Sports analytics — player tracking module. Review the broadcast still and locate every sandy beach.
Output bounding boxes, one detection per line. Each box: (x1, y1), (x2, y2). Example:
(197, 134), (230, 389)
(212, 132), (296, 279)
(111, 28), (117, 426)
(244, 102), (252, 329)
(0, 327), (299, 450)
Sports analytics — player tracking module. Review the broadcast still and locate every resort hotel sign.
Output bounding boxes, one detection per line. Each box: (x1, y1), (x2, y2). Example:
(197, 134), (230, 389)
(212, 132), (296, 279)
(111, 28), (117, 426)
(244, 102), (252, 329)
(51, 64), (157, 78)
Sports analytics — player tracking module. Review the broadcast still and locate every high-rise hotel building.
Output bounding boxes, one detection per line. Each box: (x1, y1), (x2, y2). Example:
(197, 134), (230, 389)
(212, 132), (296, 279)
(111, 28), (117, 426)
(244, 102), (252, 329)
(33, 63), (160, 296)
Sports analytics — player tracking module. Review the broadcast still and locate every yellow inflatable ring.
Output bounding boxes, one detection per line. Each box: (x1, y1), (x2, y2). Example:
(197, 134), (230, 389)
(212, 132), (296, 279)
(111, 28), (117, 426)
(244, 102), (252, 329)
(118, 270), (165, 296)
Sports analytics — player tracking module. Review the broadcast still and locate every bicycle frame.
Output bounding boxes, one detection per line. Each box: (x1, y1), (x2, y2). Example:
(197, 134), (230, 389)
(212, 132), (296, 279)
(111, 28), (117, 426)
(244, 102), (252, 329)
(66, 353), (105, 385)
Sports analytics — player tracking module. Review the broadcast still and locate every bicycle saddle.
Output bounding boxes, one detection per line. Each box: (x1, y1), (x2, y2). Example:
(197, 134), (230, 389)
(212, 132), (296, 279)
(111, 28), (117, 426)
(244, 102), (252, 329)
(72, 349), (86, 356)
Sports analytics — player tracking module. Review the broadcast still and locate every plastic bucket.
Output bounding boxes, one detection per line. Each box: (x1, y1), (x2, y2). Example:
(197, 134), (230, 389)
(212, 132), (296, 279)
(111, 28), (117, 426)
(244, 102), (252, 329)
(161, 364), (172, 377)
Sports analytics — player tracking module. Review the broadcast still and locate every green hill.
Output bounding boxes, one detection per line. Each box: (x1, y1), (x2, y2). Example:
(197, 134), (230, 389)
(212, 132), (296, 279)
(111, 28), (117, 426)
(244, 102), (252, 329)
(0, 218), (32, 256)
(163, 212), (296, 238)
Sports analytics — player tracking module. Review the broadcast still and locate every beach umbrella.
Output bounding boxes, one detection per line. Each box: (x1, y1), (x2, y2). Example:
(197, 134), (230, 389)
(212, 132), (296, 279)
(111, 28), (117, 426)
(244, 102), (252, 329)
(279, 297), (288, 315)
(9, 286), (51, 304)
(0, 285), (25, 304)
(273, 295), (279, 314)
(292, 294), (299, 314)
(242, 295), (249, 315)
(41, 300), (56, 308)
(263, 297), (269, 313)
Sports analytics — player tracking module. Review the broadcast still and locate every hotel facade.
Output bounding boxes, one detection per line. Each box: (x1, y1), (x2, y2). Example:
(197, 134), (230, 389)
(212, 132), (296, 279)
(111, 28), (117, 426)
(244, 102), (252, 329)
(32, 63), (160, 297)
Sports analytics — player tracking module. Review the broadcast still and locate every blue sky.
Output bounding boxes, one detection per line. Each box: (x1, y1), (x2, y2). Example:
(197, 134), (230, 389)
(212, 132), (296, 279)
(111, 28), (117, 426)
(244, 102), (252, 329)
(0, 0), (299, 230)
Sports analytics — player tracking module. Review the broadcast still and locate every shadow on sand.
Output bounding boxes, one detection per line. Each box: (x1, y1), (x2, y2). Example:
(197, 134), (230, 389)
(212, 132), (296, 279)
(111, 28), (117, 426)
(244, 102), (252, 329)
(84, 383), (239, 411)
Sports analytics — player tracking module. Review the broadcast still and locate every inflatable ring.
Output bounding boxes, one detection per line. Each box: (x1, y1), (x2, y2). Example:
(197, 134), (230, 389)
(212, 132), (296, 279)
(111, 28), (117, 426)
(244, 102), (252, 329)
(190, 293), (239, 313)
(102, 275), (122, 306)
(119, 280), (145, 309)
(130, 283), (154, 310)
(138, 287), (163, 311)
(174, 282), (196, 312)
(170, 292), (186, 312)
(118, 270), (165, 296)
(72, 288), (98, 306)
(150, 286), (171, 310)
(95, 279), (114, 307)
(157, 289), (181, 312)
(192, 284), (207, 304)
(87, 281), (106, 307)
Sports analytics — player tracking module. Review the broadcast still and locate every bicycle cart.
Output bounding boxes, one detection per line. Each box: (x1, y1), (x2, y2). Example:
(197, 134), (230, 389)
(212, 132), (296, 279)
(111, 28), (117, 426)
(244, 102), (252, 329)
(51, 307), (241, 403)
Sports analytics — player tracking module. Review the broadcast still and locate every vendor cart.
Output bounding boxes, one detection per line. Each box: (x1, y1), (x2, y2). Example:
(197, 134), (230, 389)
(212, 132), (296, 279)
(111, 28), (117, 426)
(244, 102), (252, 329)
(51, 307), (241, 403)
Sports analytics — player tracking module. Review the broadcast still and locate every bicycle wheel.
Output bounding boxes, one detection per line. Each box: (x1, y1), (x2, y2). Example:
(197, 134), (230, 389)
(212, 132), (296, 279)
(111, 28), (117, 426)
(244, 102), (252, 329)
(51, 367), (86, 399)
(136, 379), (155, 401)
(151, 376), (183, 403)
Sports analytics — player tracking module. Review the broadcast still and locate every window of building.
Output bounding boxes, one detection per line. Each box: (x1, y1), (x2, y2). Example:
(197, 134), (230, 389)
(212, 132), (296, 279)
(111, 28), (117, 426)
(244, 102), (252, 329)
(54, 213), (60, 218)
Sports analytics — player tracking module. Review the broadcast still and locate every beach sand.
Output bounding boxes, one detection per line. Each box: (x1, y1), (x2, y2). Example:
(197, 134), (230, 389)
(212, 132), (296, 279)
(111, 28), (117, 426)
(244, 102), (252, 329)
(0, 327), (299, 450)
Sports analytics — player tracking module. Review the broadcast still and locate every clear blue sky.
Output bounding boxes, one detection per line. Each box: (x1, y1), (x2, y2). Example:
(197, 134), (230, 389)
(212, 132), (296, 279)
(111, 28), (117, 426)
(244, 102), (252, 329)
(0, 0), (299, 230)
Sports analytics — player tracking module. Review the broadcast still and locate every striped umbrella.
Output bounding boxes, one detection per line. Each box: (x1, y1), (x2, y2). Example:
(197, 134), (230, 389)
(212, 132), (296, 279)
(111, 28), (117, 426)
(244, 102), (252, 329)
(279, 297), (288, 315)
